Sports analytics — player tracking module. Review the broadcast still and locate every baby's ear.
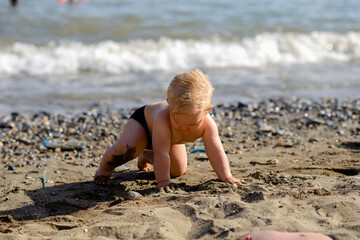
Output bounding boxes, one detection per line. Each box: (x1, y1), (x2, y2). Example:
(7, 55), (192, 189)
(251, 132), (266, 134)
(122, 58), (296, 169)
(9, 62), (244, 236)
(206, 104), (213, 112)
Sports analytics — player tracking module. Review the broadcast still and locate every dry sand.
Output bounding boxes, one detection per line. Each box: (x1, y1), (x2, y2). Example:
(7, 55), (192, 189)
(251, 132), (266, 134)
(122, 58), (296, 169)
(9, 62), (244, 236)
(0, 98), (359, 239)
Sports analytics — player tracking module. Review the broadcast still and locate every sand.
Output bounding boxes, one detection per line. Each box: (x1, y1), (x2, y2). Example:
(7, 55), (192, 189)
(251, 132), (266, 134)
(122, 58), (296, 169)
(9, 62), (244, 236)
(0, 98), (359, 239)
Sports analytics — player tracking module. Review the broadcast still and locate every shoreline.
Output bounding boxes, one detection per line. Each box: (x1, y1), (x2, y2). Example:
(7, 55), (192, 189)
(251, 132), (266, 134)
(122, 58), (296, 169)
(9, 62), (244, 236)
(0, 97), (359, 239)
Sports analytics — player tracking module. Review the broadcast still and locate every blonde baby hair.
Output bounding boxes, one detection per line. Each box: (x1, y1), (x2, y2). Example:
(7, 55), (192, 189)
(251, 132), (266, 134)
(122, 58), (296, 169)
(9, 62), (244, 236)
(167, 69), (214, 115)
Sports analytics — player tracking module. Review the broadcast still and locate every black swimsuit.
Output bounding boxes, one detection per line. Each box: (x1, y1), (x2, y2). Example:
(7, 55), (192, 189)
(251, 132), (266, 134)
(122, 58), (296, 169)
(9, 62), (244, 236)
(129, 105), (152, 150)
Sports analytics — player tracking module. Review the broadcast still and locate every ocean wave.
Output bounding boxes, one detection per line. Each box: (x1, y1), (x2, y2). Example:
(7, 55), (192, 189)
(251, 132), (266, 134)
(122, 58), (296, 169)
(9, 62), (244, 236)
(0, 31), (359, 76)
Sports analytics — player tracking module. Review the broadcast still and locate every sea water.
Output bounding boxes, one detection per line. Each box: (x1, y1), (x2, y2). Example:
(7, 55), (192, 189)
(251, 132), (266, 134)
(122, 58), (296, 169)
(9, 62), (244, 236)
(0, 0), (359, 114)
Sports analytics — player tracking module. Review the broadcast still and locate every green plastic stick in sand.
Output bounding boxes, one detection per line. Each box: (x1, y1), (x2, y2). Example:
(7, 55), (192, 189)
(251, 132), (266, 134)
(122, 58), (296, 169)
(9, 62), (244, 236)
(43, 173), (46, 188)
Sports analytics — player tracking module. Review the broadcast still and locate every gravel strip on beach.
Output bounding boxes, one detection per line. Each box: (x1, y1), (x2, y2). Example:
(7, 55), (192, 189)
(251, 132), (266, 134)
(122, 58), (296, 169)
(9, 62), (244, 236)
(0, 97), (359, 240)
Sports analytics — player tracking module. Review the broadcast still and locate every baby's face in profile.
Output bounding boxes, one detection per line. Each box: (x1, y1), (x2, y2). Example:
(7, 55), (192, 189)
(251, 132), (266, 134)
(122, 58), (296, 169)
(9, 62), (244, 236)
(169, 111), (206, 132)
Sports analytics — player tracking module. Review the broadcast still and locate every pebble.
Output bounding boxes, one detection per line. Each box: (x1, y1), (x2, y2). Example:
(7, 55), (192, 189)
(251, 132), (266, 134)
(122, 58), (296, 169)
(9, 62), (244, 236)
(115, 165), (130, 172)
(7, 165), (16, 171)
(86, 163), (97, 168)
(124, 191), (142, 200)
(308, 138), (319, 143)
(266, 159), (279, 165)
(214, 196), (227, 207)
(259, 124), (275, 133)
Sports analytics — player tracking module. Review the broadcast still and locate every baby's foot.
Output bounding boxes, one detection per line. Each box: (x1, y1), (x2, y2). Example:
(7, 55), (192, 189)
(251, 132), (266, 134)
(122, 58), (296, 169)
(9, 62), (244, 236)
(94, 167), (112, 185)
(137, 150), (154, 172)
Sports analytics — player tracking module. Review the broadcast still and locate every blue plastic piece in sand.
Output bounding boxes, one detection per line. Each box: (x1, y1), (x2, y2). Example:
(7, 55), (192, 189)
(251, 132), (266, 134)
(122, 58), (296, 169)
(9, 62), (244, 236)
(43, 140), (50, 148)
(190, 148), (206, 153)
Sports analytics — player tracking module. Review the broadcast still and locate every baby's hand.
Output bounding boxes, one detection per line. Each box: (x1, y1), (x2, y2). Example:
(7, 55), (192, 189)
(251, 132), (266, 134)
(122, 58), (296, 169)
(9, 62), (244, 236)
(157, 179), (172, 189)
(224, 176), (245, 184)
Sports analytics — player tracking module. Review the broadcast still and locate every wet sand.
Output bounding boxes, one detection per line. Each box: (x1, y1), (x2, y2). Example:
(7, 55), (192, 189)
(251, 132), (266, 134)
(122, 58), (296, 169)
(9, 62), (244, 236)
(0, 97), (359, 240)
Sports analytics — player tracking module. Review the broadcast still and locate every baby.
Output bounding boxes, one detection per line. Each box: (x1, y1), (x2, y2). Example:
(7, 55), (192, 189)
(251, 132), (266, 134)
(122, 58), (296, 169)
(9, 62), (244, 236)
(94, 69), (242, 188)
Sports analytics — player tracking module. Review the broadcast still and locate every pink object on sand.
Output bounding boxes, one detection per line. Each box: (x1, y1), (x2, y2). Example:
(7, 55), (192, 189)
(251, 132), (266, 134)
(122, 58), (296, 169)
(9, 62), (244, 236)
(238, 231), (333, 240)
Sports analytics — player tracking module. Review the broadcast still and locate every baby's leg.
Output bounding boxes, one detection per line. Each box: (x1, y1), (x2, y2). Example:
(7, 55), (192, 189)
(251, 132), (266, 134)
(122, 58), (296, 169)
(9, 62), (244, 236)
(94, 119), (148, 185)
(137, 149), (154, 171)
(169, 144), (187, 177)
(238, 231), (333, 240)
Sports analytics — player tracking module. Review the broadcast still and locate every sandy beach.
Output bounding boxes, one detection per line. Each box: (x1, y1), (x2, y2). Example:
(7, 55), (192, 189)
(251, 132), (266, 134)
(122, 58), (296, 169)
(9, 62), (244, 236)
(0, 97), (359, 240)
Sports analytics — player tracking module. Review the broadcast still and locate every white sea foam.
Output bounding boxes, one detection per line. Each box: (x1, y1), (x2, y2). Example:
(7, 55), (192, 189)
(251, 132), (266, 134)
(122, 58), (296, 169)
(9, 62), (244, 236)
(0, 31), (359, 76)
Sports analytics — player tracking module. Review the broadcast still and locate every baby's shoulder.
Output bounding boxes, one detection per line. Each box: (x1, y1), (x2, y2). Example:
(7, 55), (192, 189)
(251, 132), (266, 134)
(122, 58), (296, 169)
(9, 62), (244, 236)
(146, 102), (168, 118)
(152, 105), (170, 126)
(202, 114), (218, 134)
(204, 113), (216, 126)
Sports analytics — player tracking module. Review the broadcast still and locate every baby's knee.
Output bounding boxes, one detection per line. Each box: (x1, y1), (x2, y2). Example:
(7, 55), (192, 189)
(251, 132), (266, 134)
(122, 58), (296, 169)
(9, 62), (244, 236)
(170, 166), (187, 177)
(107, 144), (137, 167)
(112, 143), (133, 154)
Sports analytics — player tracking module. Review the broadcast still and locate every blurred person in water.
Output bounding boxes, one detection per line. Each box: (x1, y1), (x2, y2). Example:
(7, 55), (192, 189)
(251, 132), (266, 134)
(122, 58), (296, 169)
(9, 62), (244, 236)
(10, 0), (18, 7)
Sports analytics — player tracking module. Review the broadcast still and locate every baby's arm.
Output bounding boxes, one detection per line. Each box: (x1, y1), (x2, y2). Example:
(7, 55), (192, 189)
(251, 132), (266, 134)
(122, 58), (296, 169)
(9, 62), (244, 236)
(202, 115), (242, 183)
(152, 111), (172, 188)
